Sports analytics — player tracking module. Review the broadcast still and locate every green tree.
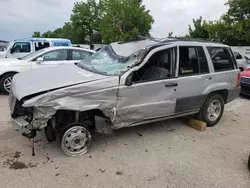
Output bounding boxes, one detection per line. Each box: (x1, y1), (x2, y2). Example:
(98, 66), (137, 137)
(188, 16), (209, 39)
(32, 31), (41, 37)
(205, 0), (250, 45)
(32, 0), (154, 44)
(70, 0), (102, 44)
(99, 0), (154, 43)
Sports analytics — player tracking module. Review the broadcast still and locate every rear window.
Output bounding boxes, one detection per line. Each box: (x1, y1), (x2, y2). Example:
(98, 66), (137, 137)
(207, 47), (235, 72)
(233, 52), (242, 59)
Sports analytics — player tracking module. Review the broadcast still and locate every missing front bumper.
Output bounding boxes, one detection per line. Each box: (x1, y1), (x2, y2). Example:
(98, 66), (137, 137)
(11, 117), (36, 139)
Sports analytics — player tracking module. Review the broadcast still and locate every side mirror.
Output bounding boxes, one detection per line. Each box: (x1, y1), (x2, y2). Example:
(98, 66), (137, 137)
(125, 72), (134, 86)
(10, 48), (15, 54)
(36, 57), (44, 64)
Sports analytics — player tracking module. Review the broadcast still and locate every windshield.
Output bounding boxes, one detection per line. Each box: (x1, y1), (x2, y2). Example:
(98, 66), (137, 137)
(77, 45), (144, 76)
(18, 48), (47, 60)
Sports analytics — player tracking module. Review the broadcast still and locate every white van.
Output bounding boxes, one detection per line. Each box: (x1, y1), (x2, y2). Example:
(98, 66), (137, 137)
(0, 38), (72, 59)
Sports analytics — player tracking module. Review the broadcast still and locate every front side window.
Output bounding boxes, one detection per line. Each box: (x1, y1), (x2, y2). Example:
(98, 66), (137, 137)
(207, 47), (234, 72)
(77, 45), (143, 76)
(12, 42), (31, 53)
(38, 49), (68, 61)
(19, 48), (47, 60)
(72, 50), (92, 60)
(131, 47), (176, 83)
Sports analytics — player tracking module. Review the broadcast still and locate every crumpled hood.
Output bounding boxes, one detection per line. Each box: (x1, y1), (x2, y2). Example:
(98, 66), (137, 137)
(12, 64), (109, 100)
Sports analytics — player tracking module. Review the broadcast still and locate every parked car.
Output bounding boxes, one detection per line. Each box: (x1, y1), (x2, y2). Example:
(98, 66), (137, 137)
(0, 38), (72, 59)
(233, 51), (248, 71)
(9, 38), (240, 156)
(240, 68), (250, 96)
(0, 46), (95, 93)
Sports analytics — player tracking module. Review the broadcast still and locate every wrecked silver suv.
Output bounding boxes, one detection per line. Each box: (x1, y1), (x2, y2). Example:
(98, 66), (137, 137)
(9, 38), (240, 156)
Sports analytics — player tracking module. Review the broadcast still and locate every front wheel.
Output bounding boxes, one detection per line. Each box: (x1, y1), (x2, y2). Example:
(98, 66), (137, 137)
(248, 154), (250, 171)
(196, 94), (225, 126)
(0, 73), (16, 94)
(60, 122), (92, 157)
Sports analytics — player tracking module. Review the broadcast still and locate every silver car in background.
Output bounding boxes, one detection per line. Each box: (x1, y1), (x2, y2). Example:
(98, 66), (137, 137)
(233, 51), (248, 71)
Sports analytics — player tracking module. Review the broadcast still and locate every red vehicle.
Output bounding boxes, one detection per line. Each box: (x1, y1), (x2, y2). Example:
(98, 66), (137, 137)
(240, 68), (250, 96)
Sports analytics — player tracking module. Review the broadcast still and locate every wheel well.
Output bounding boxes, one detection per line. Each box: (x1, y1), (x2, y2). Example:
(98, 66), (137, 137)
(54, 109), (111, 131)
(0, 72), (18, 80)
(209, 89), (228, 103)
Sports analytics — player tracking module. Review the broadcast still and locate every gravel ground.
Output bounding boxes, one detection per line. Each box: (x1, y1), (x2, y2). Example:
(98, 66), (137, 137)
(0, 94), (250, 188)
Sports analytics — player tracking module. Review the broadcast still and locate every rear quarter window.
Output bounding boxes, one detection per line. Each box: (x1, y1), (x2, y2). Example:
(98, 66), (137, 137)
(207, 47), (236, 72)
(233, 52), (242, 59)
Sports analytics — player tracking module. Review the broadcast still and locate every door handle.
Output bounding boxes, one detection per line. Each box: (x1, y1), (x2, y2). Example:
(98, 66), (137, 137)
(165, 83), (178, 87)
(203, 76), (212, 80)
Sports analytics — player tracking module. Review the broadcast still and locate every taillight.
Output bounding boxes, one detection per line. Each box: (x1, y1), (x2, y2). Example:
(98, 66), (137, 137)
(236, 72), (241, 87)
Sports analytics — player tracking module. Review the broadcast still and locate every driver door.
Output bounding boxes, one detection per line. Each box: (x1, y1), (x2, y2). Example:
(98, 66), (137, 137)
(31, 49), (70, 69)
(115, 46), (179, 127)
(7, 41), (32, 58)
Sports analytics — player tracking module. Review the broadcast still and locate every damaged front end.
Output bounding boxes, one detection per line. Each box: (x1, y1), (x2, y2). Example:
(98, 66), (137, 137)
(9, 93), (49, 139)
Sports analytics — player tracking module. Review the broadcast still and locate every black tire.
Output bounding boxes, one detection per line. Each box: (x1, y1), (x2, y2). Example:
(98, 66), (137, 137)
(248, 154), (250, 171)
(60, 121), (92, 157)
(44, 120), (56, 143)
(196, 94), (224, 127)
(0, 73), (16, 94)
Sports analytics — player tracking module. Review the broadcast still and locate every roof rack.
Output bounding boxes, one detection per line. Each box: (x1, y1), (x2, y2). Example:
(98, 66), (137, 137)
(159, 37), (222, 44)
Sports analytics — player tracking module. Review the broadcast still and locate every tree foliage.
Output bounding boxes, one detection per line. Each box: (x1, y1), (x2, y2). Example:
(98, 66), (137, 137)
(172, 0), (250, 46)
(188, 17), (209, 39)
(205, 0), (250, 45)
(32, 0), (153, 44)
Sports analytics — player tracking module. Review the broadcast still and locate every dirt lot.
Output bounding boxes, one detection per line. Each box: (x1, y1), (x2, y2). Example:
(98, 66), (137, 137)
(0, 94), (250, 188)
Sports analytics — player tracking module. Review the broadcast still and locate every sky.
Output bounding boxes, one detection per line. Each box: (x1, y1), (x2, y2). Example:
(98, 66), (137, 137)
(0, 0), (228, 41)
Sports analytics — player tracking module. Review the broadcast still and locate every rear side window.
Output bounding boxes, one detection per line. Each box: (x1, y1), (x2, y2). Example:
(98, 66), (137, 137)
(233, 52), (242, 59)
(35, 42), (50, 51)
(207, 47), (235, 72)
(179, 46), (209, 76)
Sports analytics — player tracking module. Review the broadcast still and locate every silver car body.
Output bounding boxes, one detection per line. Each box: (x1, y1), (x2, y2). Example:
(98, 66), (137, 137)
(9, 39), (240, 135)
(233, 51), (248, 70)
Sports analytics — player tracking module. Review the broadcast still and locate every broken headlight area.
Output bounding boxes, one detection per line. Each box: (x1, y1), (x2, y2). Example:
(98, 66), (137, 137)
(11, 99), (34, 123)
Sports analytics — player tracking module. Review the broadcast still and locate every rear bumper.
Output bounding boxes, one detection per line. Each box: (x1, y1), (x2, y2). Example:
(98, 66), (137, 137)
(240, 84), (250, 96)
(227, 87), (241, 103)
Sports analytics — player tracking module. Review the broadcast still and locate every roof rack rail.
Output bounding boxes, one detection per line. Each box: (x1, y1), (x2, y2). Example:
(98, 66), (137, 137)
(117, 36), (150, 44)
(160, 37), (222, 44)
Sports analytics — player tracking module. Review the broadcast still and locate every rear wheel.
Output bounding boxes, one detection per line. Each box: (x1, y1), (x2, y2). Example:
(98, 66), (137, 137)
(248, 154), (250, 171)
(196, 94), (224, 126)
(0, 73), (15, 94)
(60, 122), (92, 157)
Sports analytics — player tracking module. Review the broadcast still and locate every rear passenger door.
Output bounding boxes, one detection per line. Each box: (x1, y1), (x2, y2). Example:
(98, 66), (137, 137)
(174, 45), (212, 113)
